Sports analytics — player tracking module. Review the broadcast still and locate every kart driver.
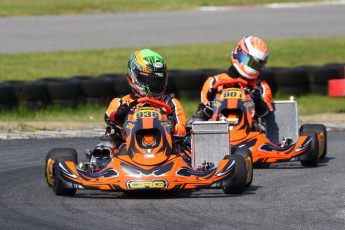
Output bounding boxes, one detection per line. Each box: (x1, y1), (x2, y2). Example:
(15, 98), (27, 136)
(105, 49), (186, 143)
(199, 36), (274, 125)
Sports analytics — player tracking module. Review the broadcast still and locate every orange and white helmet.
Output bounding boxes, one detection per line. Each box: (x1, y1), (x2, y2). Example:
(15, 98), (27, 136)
(231, 36), (269, 80)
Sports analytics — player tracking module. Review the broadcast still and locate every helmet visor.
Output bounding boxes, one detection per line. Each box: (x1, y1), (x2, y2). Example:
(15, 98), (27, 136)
(137, 72), (167, 96)
(237, 50), (267, 71)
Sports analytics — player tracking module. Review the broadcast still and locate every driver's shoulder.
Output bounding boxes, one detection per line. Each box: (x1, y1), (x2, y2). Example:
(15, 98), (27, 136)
(215, 73), (232, 81)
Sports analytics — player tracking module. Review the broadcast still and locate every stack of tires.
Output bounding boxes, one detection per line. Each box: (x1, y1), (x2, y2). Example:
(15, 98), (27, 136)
(0, 64), (344, 110)
(0, 80), (49, 109)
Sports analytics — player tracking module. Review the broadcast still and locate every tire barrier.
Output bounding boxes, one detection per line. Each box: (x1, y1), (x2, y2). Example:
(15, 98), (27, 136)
(1, 80), (49, 109)
(306, 65), (343, 95)
(169, 69), (228, 99)
(271, 67), (310, 96)
(71, 75), (115, 105)
(0, 64), (344, 110)
(35, 78), (83, 108)
(98, 73), (130, 98)
(260, 68), (278, 96)
(169, 70), (209, 99)
(0, 83), (17, 110)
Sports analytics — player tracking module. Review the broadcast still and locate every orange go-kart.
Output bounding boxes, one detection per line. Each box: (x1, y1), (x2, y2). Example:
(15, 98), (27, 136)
(45, 97), (251, 196)
(207, 79), (327, 167)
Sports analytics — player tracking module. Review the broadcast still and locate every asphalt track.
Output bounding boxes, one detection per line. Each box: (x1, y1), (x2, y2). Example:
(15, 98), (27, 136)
(0, 131), (344, 230)
(1, 2), (345, 53)
(1, 2), (345, 230)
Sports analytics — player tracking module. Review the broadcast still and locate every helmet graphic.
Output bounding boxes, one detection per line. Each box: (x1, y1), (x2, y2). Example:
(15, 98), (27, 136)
(231, 36), (269, 79)
(127, 49), (168, 97)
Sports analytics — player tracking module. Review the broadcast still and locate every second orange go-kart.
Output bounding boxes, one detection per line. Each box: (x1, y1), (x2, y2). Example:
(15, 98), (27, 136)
(45, 97), (252, 196)
(204, 78), (327, 167)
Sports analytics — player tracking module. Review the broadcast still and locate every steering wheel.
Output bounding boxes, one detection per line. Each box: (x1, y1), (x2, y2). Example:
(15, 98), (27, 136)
(137, 97), (173, 114)
(213, 78), (248, 89)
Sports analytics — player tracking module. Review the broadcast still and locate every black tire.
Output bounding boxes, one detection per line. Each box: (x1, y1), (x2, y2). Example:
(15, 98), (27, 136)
(72, 76), (115, 104)
(300, 124), (327, 159)
(309, 84), (328, 95)
(45, 148), (78, 164)
(37, 78), (83, 108)
(0, 83), (17, 109)
(52, 157), (77, 196)
(14, 82), (49, 109)
(98, 73), (128, 97)
(300, 131), (319, 167)
(273, 67), (310, 96)
(170, 70), (206, 99)
(260, 68), (278, 96)
(170, 70), (206, 90)
(45, 148), (78, 186)
(307, 66), (342, 84)
(324, 63), (345, 78)
(223, 154), (247, 194)
(233, 148), (253, 188)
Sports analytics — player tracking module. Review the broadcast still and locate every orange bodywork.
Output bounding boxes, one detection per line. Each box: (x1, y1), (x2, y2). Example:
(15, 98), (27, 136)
(209, 80), (313, 164)
(49, 98), (238, 192)
(57, 155), (235, 191)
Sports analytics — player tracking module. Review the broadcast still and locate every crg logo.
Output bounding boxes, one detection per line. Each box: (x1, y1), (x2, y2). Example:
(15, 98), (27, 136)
(127, 180), (168, 189)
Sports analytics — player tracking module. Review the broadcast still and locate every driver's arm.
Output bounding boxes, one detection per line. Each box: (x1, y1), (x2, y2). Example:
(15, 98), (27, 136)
(164, 97), (186, 137)
(105, 98), (122, 126)
(105, 95), (137, 125)
(201, 76), (216, 105)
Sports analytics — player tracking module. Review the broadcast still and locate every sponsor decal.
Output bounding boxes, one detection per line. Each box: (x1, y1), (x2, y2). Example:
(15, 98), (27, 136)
(153, 62), (163, 68)
(213, 101), (221, 108)
(144, 153), (154, 158)
(243, 100), (254, 108)
(135, 109), (160, 119)
(222, 88), (242, 99)
(125, 122), (135, 129)
(160, 121), (171, 127)
(127, 180), (168, 189)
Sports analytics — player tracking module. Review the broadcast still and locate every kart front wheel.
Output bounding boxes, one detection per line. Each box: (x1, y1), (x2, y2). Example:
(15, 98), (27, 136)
(52, 157), (77, 196)
(223, 154), (247, 194)
(233, 148), (253, 188)
(45, 148), (78, 196)
(300, 124), (327, 159)
(300, 131), (319, 167)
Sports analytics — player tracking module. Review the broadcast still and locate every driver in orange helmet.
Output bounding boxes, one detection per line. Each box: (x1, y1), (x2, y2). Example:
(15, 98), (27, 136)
(199, 36), (273, 123)
(105, 49), (186, 139)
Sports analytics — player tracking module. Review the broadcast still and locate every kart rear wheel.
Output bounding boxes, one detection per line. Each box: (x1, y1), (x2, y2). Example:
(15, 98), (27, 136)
(300, 124), (327, 159)
(300, 131), (319, 167)
(223, 155), (247, 194)
(45, 148), (78, 187)
(233, 148), (253, 188)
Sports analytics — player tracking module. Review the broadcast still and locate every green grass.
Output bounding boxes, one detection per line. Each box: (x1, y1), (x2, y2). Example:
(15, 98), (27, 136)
(0, 0), (323, 16)
(1, 37), (345, 82)
(0, 103), (106, 123)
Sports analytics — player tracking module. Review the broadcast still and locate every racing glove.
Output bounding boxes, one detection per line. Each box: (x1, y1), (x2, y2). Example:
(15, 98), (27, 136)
(206, 88), (217, 101)
(251, 88), (262, 103)
(199, 103), (213, 120)
(114, 100), (138, 124)
(173, 123), (186, 138)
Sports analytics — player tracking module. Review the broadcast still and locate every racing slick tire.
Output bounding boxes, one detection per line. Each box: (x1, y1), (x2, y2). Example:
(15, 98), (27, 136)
(223, 155), (247, 194)
(233, 148), (253, 188)
(300, 124), (327, 159)
(52, 157), (77, 196)
(300, 131), (319, 167)
(45, 149), (78, 196)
